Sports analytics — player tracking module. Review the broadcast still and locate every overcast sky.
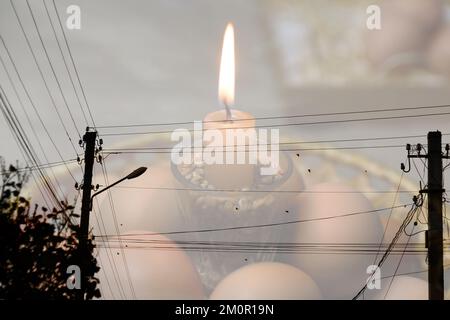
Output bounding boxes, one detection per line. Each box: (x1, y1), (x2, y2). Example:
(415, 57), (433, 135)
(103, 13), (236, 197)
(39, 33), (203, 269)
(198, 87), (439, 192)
(0, 0), (280, 167)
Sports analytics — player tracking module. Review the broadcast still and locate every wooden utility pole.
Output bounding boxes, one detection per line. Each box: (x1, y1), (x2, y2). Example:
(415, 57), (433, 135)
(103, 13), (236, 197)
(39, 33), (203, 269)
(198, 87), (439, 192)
(78, 130), (97, 299)
(426, 131), (444, 300)
(403, 131), (446, 300)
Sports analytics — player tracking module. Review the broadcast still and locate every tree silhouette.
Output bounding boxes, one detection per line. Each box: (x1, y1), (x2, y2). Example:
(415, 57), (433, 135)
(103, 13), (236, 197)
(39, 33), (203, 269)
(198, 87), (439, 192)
(0, 159), (101, 299)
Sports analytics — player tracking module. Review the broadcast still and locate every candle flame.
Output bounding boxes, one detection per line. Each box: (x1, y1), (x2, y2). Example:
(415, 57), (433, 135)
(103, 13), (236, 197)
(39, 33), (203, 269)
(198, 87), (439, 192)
(218, 23), (235, 107)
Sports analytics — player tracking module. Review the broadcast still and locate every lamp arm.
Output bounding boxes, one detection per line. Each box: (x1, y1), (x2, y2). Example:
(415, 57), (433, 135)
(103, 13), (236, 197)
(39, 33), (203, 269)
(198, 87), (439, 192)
(89, 176), (127, 210)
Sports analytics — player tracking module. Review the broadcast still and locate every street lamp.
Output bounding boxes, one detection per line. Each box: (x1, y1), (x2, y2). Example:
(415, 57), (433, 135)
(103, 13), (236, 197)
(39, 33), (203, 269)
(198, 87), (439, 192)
(77, 165), (147, 299)
(89, 166), (147, 210)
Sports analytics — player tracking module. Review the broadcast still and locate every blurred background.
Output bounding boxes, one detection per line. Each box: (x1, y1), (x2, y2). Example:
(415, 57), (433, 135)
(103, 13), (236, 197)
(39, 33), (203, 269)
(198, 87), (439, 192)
(1, 0), (450, 171)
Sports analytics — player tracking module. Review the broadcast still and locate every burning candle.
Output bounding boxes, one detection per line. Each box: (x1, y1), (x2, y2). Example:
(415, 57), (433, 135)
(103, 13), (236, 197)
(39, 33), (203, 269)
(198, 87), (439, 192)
(203, 23), (257, 189)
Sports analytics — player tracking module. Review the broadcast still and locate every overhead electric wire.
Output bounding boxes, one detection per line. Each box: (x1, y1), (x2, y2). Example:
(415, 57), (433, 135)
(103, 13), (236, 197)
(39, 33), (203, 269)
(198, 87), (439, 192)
(100, 159), (136, 299)
(412, 158), (426, 187)
(352, 204), (418, 300)
(97, 239), (429, 247)
(100, 133), (437, 152)
(90, 168), (127, 300)
(115, 185), (416, 194)
(92, 165), (128, 299)
(96, 204), (411, 238)
(372, 172), (404, 266)
(93, 248), (116, 300)
(51, 0), (97, 129)
(0, 35), (78, 182)
(95, 103), (450, 129)
(0, 95), (52, 208)
(0, 48), (66, 197)
(42, 0), (89, 127)
(103, 144), (416, 155)
(93, 200), (126, 300)
(96, 238), (437, 255)
(9, 0), (80, 157)
(380, 263), (450, 281)
(96, 236), (442, 255)
(444, 159), (450, 172)
(416, 201), (428, 225)
(97, 245), (437, 255)
(24, 0), (81, 139)
(0, 86), (60, 208)
(384, 222), (416, 299)
(19, 158), (78, 172)
(100, 111), (450, 136)
(85, 183), (117, 300)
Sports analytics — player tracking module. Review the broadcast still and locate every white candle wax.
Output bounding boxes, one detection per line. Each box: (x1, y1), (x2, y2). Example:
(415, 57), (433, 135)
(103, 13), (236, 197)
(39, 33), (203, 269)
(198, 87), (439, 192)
(203, 108), (256, 189)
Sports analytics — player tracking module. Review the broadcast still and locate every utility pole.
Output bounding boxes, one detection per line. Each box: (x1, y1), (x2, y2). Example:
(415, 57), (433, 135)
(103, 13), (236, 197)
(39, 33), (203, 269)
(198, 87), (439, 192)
(78, 130), (97, 300)
(426, 131), (444, 300)
(402, 130), (448, 300)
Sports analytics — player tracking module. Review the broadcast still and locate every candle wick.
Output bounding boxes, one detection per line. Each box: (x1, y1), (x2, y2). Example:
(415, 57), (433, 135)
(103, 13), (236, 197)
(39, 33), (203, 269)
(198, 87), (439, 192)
(224, 102), (233, 122)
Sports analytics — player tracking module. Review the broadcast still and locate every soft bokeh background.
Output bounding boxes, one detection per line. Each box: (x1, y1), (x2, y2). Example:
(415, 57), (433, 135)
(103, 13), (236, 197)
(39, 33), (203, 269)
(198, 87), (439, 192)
(1, 0), (450, 299)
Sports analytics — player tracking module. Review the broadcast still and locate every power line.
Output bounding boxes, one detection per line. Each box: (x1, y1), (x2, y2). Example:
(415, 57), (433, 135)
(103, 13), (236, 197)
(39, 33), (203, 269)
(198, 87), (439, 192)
(92, 200), (125, 300)
(51, 0), (97, 129)
(0, 86), (61, 209)
(372, 172), (404, 265)
(98, 239), (431, 247)
(42, 0), (89, 127)
(379, 265), (450, 282)
(93, 249), (115, 300)
(9, 0), (80, 156)
(412, 158), (426, 187)
(103, 142), (450, 154)
(97, 245), (440, 255)
(24, 159), (77, 171)
(0, 96), (52, 208)
(96, 238), (439, 255)
(89, 189), (117, 300)
(103, 144), (414, 154)
(98, 133), (441, 151)
(352, 204), (418, 300)
(25, 0), (81, 139)
(95, 103), (450, 129)
(115, 185), (416, 194)
(0, 34), (78, 182)
(0, 50), (66, 197)
(91, 166), (127, 300)
(99, 111), (450, 136)
(3, 159), (77, 173)
(100, 159), (136, 299)
(97, 235), (444, 255)
(96, 204), (411, 238)
(384, 222), (416, 299)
